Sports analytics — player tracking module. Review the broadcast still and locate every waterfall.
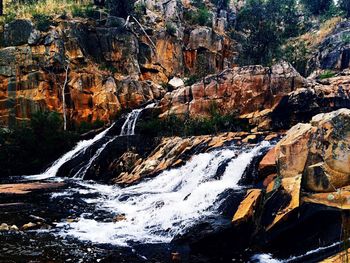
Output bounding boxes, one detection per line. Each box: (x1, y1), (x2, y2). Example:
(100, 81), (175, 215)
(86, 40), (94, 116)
(26, 103), (155, 180)
(56, 142), (270, 246)
(120, 103), (156, 136)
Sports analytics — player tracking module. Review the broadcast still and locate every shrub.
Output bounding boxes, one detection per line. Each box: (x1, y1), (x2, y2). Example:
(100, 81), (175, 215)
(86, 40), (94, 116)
(185, 75), (201, 86)
(301, 0), (333, 16)
(319, 70), (336, 79)
(340, 0), (350, 17)
(0, 111), (79, 176)
(71, 4), (95, 18)
(77, 119), (105, 134)
(283, 42), (310, 76)
(137, 107), (250, 137)
(166, 22), (176, 35)
(32, 13), (51, 31)
(196, 6), (212, 26)
(184, 5), (212, 26)
(236, 0), (301, 66)
(133, 2), (146, 19)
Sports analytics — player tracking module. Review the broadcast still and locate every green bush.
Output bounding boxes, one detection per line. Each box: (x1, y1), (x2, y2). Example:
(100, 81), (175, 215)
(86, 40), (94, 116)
(283, 42), (310, 76)
(319, 70), (336, 79)
(236, 0), (301, 66)
(340, 0), (350, 17)
(77, 119), (105, 134)
(71, 4), (95, 18)
(185, 75), (201, 86)
(184, 6), (212, 26)
(32, 13), (52, 31)
(137, 104), (250, 137)
(301, 0), (333, 16)
(166, 22), (177, 35)
(0, 111), (79, 177)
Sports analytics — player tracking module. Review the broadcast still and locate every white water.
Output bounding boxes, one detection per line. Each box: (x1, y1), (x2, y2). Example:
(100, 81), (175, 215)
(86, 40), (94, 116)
(57, 142), (270, 246)
(72, 103), (156, 179)
(26, 124), (116, 180)
(120, 103), (155, 136)
(26, 104), (155, 180)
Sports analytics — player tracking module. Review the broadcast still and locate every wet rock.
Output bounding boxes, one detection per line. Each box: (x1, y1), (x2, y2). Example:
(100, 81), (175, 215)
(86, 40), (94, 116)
(232, 189), (262, 225)
(22, 222), (37, 230)
(113, 132), (239, 185)
(0, 223), (9, 231)
(171, 252), (181, 262)
(9, 225), (19, 231)
(0, 183), (65, 195)
(113, 214), (127, 222)
(29, 215), (46, 223)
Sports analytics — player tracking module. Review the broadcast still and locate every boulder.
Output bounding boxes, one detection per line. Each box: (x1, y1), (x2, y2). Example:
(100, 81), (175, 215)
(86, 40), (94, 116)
(232, 189), (262, 225)
(275, 123), (313, 178)
(168, 77), (184, 89)
(258, 147), (277, 179)
(3, 19), (34, 46)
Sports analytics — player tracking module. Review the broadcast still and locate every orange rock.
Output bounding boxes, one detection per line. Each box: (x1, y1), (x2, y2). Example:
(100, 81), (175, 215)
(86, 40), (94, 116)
(232, 189), (262, 225)
(0, 182), (65, 195)
(259, 147), (277, 179)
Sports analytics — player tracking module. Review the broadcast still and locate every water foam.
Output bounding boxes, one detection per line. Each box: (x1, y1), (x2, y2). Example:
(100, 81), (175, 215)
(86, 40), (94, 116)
(57, 142), (270, 246)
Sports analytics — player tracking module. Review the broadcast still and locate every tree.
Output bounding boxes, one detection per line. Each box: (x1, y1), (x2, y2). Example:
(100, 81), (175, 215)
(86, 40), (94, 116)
(340, 0), (350, 17)
(301, 0), (333, 15)
(0, 0), (3, 16)
(106, 0), (136, 18)
(236, 0), (300, 65)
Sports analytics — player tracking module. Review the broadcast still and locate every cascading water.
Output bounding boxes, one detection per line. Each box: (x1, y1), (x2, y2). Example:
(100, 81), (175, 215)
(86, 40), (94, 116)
(56, 142), (270, 246)
(26, 103), (155, 180)
(72, 103), (156, 179)
(26, 124), (116, 180)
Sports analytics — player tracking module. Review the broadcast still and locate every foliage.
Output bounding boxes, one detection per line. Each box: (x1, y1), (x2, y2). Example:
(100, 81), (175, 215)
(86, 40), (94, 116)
(319, 70), (336, 79)
(32, 12), (52, 31)
(0, 111), (79, 176)
(340, 0), (350, 17)
(137, 104), (250, 137)
(1, 0), (95, 24)
(71, 3), (95, 18)
(106, 0), (135, 18)
(185, 75), (201, 86)
(77, 119), (105, 134)
(166, 22), (177, 36)
(283, 41), (310, 76)
(236, 0), (301, 66)
(210, 0), (230, 9)
(133, 2), (146, 19)
(184, 5), (212, 26)
(301, 0), (333, 16)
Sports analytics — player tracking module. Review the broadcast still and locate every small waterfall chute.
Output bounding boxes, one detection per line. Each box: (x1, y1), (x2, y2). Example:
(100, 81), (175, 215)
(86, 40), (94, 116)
(26, 103), (156, 180)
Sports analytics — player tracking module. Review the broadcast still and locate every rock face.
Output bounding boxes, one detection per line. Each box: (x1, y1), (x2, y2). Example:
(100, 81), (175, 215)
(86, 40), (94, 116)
(309, 21), (350, 73)
(232, 109), (350, 255)
(0, 1), (238, 127)
(0, 19), (166, 126)
(160, 61), (306, 119)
